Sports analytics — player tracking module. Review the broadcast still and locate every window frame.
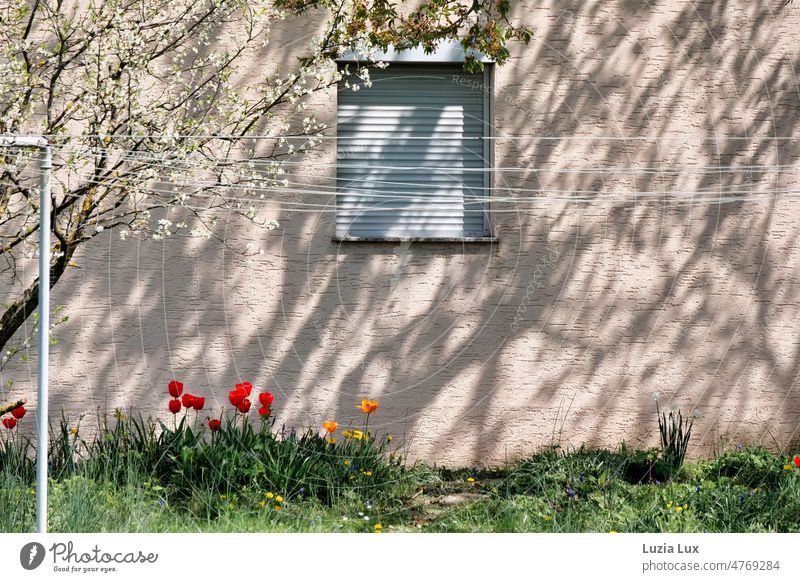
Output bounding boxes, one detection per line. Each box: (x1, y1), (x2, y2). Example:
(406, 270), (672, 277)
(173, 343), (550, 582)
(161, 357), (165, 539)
(333, 43), (496, 243)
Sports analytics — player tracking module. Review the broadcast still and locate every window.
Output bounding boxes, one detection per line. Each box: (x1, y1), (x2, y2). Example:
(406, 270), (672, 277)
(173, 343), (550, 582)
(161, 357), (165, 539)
(335, 44), (493, 241)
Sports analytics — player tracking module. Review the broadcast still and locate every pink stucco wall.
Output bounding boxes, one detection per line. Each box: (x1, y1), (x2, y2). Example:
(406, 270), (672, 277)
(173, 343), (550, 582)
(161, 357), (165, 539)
(2, 0), (799, 465)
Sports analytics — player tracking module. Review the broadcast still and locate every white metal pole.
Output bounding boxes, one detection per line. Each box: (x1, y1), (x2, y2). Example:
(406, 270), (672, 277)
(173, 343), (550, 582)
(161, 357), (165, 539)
(0, 136), (50, 533)
(36, 144), (51, 534)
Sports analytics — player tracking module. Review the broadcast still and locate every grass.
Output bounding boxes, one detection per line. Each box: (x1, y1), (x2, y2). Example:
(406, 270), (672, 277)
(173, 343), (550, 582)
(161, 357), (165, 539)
(2, 410), (800, 533)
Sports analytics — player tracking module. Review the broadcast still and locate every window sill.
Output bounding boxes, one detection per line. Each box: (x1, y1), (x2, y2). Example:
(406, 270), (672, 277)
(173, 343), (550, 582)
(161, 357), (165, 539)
(333, 235), (498, 243)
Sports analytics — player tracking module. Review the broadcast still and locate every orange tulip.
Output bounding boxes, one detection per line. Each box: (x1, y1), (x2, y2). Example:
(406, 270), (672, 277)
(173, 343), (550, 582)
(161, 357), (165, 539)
(323, 420), (338, 433)
(358, 399), (379, 414)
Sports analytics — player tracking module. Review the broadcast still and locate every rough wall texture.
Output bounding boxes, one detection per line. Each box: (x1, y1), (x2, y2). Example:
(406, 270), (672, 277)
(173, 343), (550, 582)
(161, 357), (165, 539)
(2, 0), (800, 466)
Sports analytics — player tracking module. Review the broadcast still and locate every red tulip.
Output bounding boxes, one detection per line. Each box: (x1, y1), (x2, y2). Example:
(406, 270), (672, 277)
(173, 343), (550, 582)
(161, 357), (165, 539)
(168, 399), (182, 414)
(259, 392), (274, 407)
(208, 419), (221, 432)
(228, 388), (245, 407)
(11, 406), (26, 419)
(237, 399), (251, 414)
(258, 405), (271, 417)
(236, 382), (253, 396)
(794, 455), (800, 468)
(2, 418), (17, 429)
(181, 394), (195, 409)
(192, 396), (205, 411)
(168, 380), (183, 398)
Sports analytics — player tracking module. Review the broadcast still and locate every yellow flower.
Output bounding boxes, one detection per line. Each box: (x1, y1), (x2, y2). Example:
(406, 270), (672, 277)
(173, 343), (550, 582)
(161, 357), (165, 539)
(363, 470), (373, 477)
(327, 437), (336, 444)
(258, 501), (266, 508)
(609, 530), (618, 533)
(265, 492), (274, 499)
(343, 459), (351, 466)
(219, 495), (227, 500)
(358, 399), (379, 414)
(341, 430), (353, 439)
(675, 506), (683, 513)
(386, 435), (393, 443)
(543, 515), (553, 522)
(683, 504), (688, 509)
(276, 495), (284, 503)
(274, 505), (281, 511)
(784, 464), (793, 471)
(666, 501), (672, 508)
(466, 477), (475, 483)
(373, 523), (382, 532)
(69, 426), (79, 436)
(352, 430), (365, 440)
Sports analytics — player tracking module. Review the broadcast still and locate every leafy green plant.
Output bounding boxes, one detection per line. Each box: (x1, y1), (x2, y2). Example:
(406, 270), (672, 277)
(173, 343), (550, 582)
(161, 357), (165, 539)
(656, 402), (695, 476)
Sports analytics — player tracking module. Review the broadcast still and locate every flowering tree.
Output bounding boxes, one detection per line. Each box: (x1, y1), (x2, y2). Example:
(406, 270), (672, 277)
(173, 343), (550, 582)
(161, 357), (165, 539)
(0, 0), (530, 369)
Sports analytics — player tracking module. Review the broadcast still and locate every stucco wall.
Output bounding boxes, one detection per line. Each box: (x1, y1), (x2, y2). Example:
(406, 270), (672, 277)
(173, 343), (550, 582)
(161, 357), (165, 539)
(2, 0), (800, 466)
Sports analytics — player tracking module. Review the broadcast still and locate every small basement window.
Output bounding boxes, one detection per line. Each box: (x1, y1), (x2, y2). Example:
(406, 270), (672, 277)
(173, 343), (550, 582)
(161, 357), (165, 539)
(335, 44), (494, 241)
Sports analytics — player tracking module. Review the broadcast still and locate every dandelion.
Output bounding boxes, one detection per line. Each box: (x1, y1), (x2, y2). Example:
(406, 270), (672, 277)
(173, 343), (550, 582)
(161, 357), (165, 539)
(69, 426), (79, 436)
(466, 477), (475, 483)
(666, 501), (673, 509)
(363, 471), (373, 477)
(258, 501), (266, 508)
(327, 437), (336, 444)
(274, 505), (281, 511)
(373, 523), (382, 532)
(543, 515), (553, 522)
(265, 492), (274, 499)
(343, 459), (351, 466)
(784, 464), (793, 471)
(352, 430), (365, 440)
(276, 495), (284, 503)
(386, 435), (393, 443)
(675, 506), (683, 513)
(341, 430), (353, 439)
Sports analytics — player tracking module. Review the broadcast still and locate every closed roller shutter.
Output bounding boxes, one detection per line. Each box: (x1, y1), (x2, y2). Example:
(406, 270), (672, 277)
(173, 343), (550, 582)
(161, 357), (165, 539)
(336, 65), (490, 240)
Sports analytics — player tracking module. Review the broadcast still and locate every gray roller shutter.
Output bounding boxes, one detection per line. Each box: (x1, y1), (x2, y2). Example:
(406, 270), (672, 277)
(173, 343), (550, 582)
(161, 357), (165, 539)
(336, 65), (490, 240)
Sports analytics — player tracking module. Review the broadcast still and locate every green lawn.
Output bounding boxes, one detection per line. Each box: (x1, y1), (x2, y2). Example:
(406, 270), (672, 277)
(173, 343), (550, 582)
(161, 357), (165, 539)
(4, 418), (800, 533)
